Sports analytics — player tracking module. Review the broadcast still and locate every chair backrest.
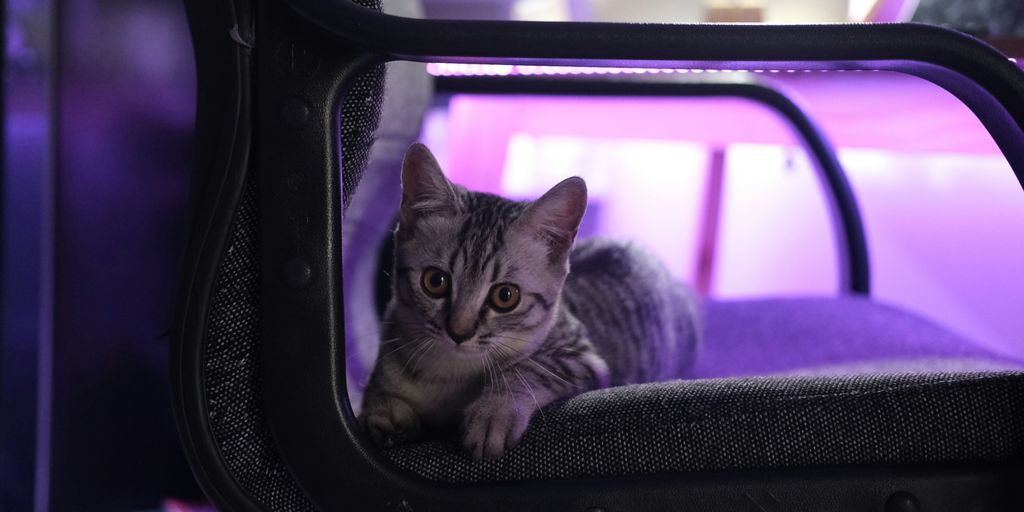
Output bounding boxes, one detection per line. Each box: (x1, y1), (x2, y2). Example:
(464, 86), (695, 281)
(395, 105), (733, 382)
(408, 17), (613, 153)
(173, 1), (1024, 510)
(173, 0), (429, 509)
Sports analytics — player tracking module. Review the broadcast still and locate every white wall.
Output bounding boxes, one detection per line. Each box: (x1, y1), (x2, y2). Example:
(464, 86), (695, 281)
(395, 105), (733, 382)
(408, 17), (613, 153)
(582, 0), (850, 22)
(763, 0), (850, 22)
(586, 0), (706, 22)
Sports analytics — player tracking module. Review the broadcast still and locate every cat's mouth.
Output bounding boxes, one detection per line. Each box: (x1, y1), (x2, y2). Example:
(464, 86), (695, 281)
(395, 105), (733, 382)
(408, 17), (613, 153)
(451, 339), (488, 353)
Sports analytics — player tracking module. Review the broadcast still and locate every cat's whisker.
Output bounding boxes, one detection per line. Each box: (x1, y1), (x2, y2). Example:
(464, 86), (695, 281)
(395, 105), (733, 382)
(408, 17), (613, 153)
(490, 342), (525, 367)
(489, 343), (512, 361)
(400, 339), (433, 375)
(489, 338), (522, 354)
(485, 354), (501, 397)
(513, 367), (545, 421)
(348, 325), (382, 336)
(408, 339), (436, 375)
(345, 337), (404, 361)
(345, 352), (364, 361)
(380, 320), (437, 329)
(488, 356), (499, 392)
(524, 356), (581, 389)
(498, 365), (515, 406)
(491, 334), (534, 345)
(479, 353), (494, 390)
(490, 339), (531, 367)
(393, 342), (421, 374)
(376, 337), (425, 360)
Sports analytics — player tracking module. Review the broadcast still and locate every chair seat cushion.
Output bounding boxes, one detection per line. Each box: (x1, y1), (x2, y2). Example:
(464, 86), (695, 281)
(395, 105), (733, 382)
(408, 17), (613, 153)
(695, 296), (1020, 378)
(384, 371), (1024, 482)
(383, 297), (1024, 483)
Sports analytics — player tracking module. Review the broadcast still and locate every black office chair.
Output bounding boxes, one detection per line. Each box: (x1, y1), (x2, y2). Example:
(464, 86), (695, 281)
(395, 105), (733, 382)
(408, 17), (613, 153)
(172, 0), (1024, 510)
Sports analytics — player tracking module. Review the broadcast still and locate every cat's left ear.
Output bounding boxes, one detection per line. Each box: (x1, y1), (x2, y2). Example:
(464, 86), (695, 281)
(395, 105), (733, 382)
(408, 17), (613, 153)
(400, 143), (459, 225)
(519, 177), (587, 260)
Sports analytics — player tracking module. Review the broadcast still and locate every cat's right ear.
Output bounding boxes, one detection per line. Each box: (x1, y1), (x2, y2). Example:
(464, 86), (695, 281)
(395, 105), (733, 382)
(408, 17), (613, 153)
(400, 143), (458, 225)
(518, 176), (588, 262)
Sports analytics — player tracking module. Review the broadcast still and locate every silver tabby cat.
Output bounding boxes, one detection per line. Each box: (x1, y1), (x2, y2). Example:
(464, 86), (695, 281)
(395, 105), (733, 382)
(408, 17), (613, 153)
(360, 143), (702, 459)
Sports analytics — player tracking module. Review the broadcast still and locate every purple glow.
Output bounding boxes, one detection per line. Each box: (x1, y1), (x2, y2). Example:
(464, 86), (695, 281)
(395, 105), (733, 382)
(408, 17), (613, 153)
(427, 61), (1021, 77)
(430, 95), (802, 281)
(428, 63), (762, 77)
(423, 72), (1023, 358)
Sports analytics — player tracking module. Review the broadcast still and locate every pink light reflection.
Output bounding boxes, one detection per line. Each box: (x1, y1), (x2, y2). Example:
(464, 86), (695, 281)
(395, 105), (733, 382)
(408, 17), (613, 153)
(427, 60), (1022, 77)
(428, 63), (792, 76)
(422, 72), (1024, 358)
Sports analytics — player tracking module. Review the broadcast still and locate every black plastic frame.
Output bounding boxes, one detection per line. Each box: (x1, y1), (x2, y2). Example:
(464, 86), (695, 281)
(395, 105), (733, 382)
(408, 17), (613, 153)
(288, 0), (1024, 187)
(433, 75), (871, 295)
(172, 0), (1024, 510)
(172, 0), (259, 510)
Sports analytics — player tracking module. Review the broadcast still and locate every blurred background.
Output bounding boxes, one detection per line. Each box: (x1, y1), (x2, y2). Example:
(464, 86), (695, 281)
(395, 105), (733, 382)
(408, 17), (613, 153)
(420, 71), (1024, 357)
(3, 0), (1023, 510)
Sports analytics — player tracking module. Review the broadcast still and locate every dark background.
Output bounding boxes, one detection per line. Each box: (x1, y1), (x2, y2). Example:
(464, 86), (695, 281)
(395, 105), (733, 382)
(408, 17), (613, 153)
(3, 0), (202, 509)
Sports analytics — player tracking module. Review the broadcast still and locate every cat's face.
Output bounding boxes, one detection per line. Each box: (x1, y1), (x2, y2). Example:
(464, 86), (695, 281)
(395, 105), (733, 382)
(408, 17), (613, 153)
(384, 143), (586, 377)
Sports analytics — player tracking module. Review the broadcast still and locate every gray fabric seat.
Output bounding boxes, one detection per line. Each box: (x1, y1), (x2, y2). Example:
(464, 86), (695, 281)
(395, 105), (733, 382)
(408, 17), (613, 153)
(385, 371), (1024, 482)
(696, 296), (1021, 378)
(383, 297), (1024, 482)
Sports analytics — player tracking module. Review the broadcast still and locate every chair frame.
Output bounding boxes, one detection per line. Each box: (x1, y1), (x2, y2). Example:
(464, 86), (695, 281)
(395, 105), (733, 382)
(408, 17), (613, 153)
(173, 0), (1024, 510)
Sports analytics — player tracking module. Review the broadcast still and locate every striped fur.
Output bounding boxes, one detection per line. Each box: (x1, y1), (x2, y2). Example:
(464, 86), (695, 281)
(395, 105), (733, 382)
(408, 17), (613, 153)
(360, 144), (702, 459)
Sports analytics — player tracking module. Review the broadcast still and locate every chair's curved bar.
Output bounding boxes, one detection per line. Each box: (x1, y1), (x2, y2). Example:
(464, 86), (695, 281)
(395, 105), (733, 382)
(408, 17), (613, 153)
(433, 76), (870, 295)
(285, 0), (1024, 190)
(254, 3), (1024, 511)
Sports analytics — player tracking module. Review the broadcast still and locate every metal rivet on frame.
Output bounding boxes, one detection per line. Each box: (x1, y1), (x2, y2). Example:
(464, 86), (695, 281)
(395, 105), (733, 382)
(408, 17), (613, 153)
(884, 491), (921, 512)
(282, 97), (311, 128)
(283, 258), (312, 288)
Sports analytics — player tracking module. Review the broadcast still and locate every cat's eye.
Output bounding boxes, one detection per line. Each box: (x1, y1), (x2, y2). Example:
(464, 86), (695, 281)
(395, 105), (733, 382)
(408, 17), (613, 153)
(420, 267), (451, 298)
(488, 284), (521, 312)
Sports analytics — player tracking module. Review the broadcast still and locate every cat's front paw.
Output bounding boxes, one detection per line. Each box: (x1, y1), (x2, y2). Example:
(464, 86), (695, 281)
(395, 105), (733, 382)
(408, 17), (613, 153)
(360, 397), (421, 448)
(461, 394), (533, 460)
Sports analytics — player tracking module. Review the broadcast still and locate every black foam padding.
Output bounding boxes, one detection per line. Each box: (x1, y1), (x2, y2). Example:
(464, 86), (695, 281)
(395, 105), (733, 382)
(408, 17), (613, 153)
(203, 179), (317, 512)
(201, 1), (384, 509)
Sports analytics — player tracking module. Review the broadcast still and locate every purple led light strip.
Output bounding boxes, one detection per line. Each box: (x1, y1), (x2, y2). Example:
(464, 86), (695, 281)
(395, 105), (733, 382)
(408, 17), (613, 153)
(427, 60), (1022, 77)
(427, 63), (794, 76)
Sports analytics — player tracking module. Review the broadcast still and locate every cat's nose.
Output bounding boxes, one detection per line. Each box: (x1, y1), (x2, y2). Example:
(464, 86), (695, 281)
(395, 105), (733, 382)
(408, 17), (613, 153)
(446, 324), (474, 345)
